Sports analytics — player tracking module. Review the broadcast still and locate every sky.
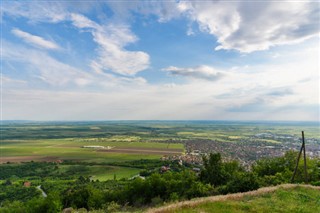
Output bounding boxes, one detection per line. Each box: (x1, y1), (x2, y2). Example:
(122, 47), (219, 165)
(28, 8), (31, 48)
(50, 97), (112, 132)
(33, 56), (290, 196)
(1, 0), (319, 121)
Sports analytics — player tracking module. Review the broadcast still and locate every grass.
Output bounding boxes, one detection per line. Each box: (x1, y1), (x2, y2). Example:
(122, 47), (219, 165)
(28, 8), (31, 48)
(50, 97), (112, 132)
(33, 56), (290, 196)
(58, 165), (141, 181)
(147, 184), (320, 213)
(92, 166), (141, 180)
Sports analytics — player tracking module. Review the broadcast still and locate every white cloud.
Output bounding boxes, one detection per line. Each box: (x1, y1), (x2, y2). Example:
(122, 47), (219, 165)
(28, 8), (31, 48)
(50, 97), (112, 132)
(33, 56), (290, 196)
(162, 65), (225, 81)
(4, 1), (319, 55)
(98, 1), (320, 53)
(2, 41), (93, 87)
(2, 39), (318, 121)
(70, 13), (99, 29)
(12, 28), (60, 50)
(3, 3), (150, 76)
(2, 75), (27, 87)
(2, 40), (148, 89)
(178, 1), (320, 52)
(71, 13), (150, 76)
(93, 29), (150, 76)
(216, 43), (319, 118)
(2, 1), (68, 23)
(2, 1), (319, 121)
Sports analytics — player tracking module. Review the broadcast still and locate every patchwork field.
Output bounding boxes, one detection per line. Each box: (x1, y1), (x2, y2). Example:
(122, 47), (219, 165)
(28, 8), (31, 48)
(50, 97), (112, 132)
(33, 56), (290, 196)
(0, 139), (184, 164)
(0, 129), (184, 180)
(1, 120), (319, 180)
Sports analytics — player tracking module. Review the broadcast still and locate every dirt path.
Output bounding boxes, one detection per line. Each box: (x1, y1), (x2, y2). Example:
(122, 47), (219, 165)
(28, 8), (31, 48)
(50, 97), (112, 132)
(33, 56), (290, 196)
(36, 185), (47, 198)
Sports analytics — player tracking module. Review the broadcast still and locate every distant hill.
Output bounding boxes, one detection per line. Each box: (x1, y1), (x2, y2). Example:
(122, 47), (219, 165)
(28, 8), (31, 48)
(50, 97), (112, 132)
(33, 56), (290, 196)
(146, 184), (320, 213)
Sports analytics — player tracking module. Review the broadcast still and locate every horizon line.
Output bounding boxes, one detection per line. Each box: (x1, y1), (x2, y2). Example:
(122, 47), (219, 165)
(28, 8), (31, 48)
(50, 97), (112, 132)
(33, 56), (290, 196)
(1, 119), (319, 123)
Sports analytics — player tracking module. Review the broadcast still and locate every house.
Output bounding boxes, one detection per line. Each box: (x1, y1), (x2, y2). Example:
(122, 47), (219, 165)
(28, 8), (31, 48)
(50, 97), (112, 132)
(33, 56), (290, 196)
(160, 166), (170, 173)
(23, 181), (31, 187)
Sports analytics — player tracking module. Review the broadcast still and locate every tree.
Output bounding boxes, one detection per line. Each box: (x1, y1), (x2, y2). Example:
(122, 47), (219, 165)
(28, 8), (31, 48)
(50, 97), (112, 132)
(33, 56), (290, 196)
(200, 153), (224, 186)
(253, 151), (320, 185)
(200, 153), (243, 186)
(43, 193), (63, 213)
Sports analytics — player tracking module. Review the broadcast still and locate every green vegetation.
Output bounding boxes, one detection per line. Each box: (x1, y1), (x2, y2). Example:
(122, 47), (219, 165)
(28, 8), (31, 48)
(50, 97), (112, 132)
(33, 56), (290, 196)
(0, 121), (319, 212)
(200, 153), (259, 194)
(0, 162), (141, 181)
(253, 151), (320, 186)
(162, 186), (320, 213)
(0, 150), (319, 212)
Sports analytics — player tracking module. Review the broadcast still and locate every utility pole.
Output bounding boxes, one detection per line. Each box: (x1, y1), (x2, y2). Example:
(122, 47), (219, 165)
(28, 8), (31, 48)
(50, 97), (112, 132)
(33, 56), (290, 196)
(291, 131), (308, 183)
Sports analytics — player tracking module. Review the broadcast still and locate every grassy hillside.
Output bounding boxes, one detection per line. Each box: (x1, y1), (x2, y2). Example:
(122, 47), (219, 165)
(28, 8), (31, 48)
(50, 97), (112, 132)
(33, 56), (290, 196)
(147, 184), (320, 213)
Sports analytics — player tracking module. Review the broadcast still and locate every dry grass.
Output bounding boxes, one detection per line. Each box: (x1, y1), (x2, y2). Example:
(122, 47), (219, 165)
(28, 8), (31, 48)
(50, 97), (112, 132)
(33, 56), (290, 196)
(145, 184), (320, 213)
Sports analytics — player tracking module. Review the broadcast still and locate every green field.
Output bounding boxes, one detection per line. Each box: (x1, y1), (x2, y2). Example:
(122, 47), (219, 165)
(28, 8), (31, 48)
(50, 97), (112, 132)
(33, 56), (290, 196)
(0, 139), (184, 161)
(48, 164), (141, 181)
(148, 185), (320, 213)
(0, 138), (184, 180)
(1, 121), (319, 181)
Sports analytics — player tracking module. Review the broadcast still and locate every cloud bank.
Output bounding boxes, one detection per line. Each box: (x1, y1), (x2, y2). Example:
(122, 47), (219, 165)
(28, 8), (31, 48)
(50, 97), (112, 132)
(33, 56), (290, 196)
(178, 1), (319, 52)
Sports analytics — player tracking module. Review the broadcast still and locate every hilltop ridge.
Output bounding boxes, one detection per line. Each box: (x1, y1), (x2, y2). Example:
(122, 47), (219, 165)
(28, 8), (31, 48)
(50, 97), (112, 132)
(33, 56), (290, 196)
(146, 184), (320, 213)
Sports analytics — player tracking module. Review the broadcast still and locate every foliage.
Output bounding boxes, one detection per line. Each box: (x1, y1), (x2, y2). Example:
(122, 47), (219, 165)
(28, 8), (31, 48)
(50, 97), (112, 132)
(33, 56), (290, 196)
(219, 172), (259, 194)
(199, 153), (258, 194)
(108, 159), (167, 169)
(0, 162), (58, 179)
(123, 170), (212, 206)
(0, 184), (41, 203)
(253, 150), (320, 186)
(0, 151), (319, 212)
(200, 153), (225, 186)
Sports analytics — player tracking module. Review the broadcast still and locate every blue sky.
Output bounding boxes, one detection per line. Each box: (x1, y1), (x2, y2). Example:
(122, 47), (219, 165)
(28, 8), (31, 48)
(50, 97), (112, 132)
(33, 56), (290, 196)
(1, 1), (319, 121)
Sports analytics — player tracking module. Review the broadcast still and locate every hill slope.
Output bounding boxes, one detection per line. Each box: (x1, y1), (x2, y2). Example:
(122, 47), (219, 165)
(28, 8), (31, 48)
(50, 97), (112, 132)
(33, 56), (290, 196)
(146, 184), (320, 213)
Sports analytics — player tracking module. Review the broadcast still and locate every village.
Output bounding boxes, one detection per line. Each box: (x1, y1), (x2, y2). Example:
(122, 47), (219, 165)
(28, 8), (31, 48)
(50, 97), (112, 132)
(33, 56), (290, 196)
(162, 133), (320, 169)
